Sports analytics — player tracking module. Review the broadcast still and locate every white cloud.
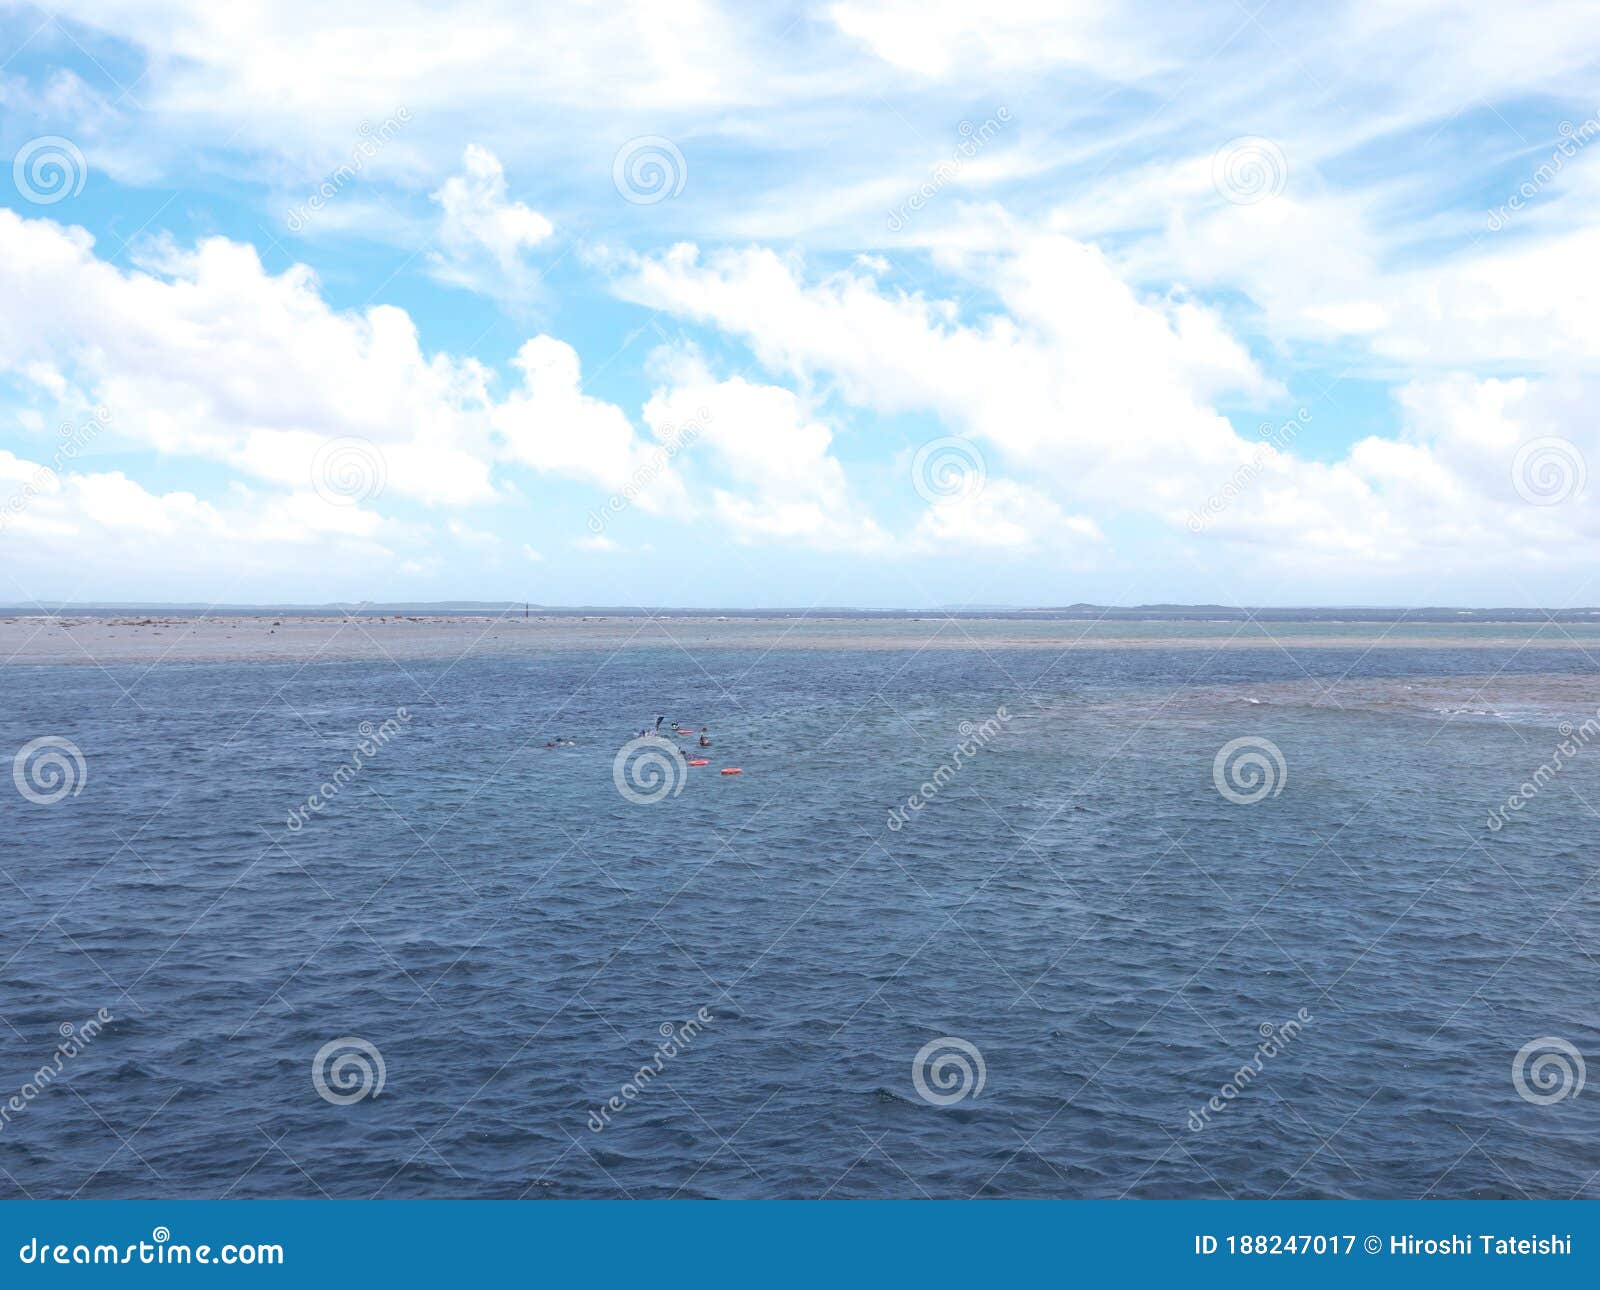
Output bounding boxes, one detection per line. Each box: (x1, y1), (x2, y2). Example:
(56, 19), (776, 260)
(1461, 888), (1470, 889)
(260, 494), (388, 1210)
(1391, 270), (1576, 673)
(616, 232), (1600, 588)
(826, 0), (1185, 80)
(0, 448), (393, 598)
(615, 236), (1274, 518)
(641, 347), (893, 551)
(912, 478), (1102, 553)
(0, 210), (498, 507)
(0, 210), (688, 528)
(11, 2), (1600, 603)
(492, 335), (687, 508)
(429, 144), (553, 295)
(447, 517), (502, 547)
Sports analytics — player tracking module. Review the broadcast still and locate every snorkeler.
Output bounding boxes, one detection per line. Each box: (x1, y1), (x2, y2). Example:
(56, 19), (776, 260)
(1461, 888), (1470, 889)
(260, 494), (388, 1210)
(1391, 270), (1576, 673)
(698, 728), (711, 747)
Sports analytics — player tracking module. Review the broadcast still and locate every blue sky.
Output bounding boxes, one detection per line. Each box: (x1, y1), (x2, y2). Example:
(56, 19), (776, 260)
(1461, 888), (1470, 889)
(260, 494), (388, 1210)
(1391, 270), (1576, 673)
(1, 1), (1598, 607)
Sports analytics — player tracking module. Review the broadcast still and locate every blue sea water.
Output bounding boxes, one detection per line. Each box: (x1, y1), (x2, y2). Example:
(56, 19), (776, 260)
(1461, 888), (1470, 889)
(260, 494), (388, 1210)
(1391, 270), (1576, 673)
(2, 634), (1597, 1199)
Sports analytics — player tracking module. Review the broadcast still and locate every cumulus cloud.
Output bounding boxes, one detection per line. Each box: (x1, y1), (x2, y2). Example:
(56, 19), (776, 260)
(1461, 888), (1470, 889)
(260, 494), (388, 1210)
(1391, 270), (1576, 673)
(0, 209), (497, 507)
(0, 448), (392, 599)
(429, 144), (554, 296)
(640, 348), (890, 551)
(614, 233), (1600, 591)
(8, 3), (1600, 602)
(492, 336), (689, 509)
(614, 236), (1275, 515)
(0, 210), (687, 520)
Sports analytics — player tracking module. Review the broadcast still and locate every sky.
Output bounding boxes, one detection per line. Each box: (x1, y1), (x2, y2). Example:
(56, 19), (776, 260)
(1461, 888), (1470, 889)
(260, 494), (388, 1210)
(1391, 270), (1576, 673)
(0, 0), (1597, 609)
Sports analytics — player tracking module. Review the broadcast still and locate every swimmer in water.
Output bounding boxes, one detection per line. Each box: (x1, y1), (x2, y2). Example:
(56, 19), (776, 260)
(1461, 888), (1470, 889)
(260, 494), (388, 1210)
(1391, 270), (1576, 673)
(698, 728), (711, 747)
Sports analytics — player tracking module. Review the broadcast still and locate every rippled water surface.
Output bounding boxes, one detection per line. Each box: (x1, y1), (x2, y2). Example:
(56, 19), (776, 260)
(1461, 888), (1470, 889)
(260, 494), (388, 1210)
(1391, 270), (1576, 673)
(3, 632), (1598, 1198)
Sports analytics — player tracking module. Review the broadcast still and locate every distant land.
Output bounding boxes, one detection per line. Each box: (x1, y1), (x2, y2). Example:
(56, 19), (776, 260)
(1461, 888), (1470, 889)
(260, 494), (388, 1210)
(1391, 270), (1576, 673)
(3, 602), (1599, 624)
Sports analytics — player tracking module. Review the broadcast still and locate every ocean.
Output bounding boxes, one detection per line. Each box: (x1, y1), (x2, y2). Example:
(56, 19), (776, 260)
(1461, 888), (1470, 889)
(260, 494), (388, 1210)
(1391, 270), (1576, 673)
(2, 623), (1597, 1198)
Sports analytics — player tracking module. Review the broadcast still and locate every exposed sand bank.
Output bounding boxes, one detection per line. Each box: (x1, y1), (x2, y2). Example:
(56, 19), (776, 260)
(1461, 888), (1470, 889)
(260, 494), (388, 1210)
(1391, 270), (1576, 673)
(3, 613), (1600, 666)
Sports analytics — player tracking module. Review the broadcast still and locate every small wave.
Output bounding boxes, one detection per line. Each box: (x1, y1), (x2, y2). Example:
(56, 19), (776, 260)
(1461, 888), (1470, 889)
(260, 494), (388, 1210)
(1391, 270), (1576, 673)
(873, 1085), (920, 1105)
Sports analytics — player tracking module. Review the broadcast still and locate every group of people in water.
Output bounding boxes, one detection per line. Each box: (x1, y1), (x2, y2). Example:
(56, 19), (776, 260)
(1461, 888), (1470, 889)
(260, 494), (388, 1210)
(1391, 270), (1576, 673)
(636, 715), (712, 748)
(545, 716), (712, 753)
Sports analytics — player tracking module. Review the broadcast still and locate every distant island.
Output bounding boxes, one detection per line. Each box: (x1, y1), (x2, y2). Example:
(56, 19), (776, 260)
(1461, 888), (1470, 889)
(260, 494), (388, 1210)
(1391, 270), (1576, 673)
(2, 602), (1597, 624)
